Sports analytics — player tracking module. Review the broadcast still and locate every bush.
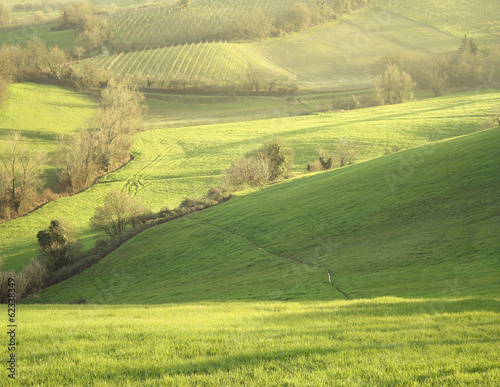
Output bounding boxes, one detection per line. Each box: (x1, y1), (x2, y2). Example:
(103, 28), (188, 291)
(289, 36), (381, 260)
(90, 190), (149, 237)
(223, 137), (294, 189)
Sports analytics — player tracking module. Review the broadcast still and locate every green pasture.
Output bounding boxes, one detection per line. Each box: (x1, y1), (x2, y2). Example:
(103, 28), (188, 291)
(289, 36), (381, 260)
(1, 86), (499, 273)
(12, 299), (500, 385)
(33, 126), (500, 304)
(0, 83), (96, 187)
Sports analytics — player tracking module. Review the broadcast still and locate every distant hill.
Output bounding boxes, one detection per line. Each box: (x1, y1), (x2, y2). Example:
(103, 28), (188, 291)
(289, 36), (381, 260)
(33, 126), (500, 303)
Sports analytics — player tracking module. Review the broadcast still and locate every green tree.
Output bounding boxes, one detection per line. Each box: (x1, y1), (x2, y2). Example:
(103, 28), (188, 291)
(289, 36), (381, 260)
(37, 220), (80, 272)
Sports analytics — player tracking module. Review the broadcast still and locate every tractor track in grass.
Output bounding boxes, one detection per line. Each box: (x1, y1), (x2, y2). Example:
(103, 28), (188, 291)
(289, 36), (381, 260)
(187, 217), (351, 300)
(123, 142), (179, 196)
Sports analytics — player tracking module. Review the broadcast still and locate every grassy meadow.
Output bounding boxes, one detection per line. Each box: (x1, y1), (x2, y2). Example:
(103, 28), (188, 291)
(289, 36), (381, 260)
(10, 298), (500, 385)
(2, 86), (499, 272)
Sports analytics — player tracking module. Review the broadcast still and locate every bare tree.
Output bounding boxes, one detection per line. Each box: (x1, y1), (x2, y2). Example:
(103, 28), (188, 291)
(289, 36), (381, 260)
(56, 129), (99, 193)
(90, 190), (148, 237)
(94, 81), (146, 169)
(0, 132), (46, 214)
(374, 64), (415, 105)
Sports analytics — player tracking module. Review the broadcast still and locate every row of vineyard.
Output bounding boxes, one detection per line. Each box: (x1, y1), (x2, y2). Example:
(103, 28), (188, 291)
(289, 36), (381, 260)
(90, 42), (249, 86)
(107, 0), (376, 50)
(378, 0), (500, 47)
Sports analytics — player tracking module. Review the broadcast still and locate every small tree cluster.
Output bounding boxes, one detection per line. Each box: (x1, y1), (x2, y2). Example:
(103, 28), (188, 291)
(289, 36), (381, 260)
(0, 258), (46, 303)
(308, 138), (357, 172)
(90, 190), (150, 237)
(223, 138), (295, 189)
(54, 1), (110, 57)
(57, 80), (145, 193)
(374, 64), (415, 105)
(177, 0), (191, 10)
(332, 95), (360, 110)
(373, 37), (500, 99)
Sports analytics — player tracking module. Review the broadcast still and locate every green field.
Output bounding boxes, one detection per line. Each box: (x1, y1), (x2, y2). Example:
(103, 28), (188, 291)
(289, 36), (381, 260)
(90, 41), (250, 85)
(10, 298), (500, 385)
(377, 0), (500, 48)
(0, 83), (96, 187)
(1, 86), (499, 272)
(0, 23), (78, 49)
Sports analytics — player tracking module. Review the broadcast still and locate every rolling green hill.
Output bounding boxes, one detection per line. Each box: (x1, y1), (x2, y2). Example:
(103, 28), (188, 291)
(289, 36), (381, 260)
(34, 126), (500, 304)
(100, 6), (464, 90)
(246, 7), (461, 90)
(2, 88), (498, 272)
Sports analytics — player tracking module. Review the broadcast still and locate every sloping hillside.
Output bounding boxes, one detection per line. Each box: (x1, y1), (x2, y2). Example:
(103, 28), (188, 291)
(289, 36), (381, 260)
(246, 8), (460, 89)
(34, 127), (500, 303)
(3, 88), (498, 272)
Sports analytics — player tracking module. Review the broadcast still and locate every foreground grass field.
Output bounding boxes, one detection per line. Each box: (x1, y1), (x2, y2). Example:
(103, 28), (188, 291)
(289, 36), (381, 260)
(1, 87), (499, 272)
(33, 126), (500, 304)
(12, 298), (500, 385)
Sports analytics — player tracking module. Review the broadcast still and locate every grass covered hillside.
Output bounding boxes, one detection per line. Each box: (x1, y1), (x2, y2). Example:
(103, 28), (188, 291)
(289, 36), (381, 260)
(34, 126), (500, 304)
(247, 8), (460, 90)
(2, 88), (498, 272)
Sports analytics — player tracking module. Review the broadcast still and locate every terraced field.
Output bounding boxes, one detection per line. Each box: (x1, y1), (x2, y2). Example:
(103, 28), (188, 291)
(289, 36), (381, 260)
(90, 42), (249, 84)
(1, 85), (499, 272)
